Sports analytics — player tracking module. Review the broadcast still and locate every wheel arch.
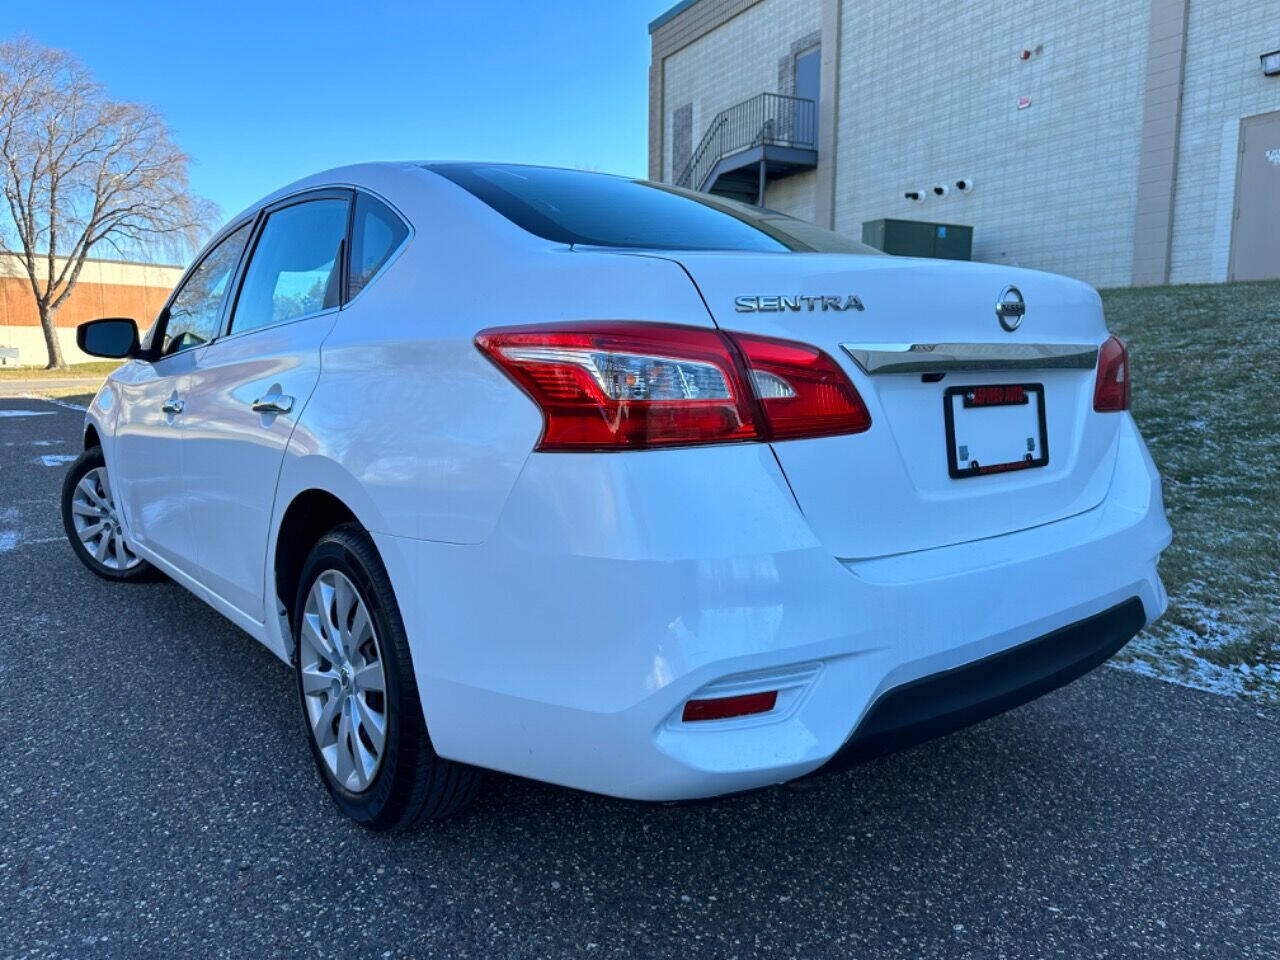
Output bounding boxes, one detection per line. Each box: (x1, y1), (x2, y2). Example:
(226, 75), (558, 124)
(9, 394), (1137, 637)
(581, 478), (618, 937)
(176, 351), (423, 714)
(274, 488), (363, 638)
(269, 447), (400, 648)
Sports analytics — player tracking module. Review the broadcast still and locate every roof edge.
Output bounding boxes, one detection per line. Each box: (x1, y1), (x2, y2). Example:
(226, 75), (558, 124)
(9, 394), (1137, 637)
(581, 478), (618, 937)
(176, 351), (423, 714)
(0, 250), (184, 271)
(648, 0), (703, 33)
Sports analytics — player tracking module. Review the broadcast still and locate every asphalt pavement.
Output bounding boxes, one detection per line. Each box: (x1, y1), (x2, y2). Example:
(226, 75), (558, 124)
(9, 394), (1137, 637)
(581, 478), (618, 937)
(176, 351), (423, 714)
(2, 395), (1278, 960)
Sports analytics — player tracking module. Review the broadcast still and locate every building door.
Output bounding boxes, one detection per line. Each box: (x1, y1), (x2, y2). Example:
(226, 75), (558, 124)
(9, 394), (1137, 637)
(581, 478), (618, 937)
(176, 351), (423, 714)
(794, 46), (820, 146)
(1229, 110), (1280, 282)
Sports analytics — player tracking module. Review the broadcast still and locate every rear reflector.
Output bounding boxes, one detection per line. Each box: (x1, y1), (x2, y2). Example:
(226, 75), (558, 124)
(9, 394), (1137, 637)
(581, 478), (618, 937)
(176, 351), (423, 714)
(682, 690), (778, 722)
(1093, 335), (1130, 412)
(476, 322), (870, 450)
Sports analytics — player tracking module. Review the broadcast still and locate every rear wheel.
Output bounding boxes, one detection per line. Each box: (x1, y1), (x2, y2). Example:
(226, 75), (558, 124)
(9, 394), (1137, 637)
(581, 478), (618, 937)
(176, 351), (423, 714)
(293, 524), (481, 828)
(60, 447), (160, 582)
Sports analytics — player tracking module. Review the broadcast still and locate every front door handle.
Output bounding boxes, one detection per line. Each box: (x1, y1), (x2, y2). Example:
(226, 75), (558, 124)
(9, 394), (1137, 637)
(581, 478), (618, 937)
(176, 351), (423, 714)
(251, 393), (294, 414)
(161, 397), (184, 415)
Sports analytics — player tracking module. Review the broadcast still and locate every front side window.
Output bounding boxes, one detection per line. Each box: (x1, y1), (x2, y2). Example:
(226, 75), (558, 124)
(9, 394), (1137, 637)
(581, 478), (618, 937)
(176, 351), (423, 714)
(426, 162), (879, 255)
(348, 193), (409, 298)
(157, 222), (251, 356)
(229, 197), (349, 335)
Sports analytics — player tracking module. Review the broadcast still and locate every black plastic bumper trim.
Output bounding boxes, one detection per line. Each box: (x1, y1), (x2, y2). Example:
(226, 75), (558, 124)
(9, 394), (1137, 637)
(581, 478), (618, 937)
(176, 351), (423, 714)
(818, 597), (1146, 773)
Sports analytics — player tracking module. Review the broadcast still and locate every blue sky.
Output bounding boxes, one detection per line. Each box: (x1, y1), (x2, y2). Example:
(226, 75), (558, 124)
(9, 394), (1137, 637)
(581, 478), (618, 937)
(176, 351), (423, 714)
(8, 1), (675, 221)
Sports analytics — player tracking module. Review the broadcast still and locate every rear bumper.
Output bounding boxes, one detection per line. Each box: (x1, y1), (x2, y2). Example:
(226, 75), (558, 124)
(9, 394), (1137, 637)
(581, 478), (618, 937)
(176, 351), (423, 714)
(375, 416), (1171, 802)
(818, 597), (1146, 773)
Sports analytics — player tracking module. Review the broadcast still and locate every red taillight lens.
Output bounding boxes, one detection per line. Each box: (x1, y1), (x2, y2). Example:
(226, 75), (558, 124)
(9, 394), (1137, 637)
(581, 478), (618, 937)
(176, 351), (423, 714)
(475, 323), (758, 450)
(1093, 335), (1130, 412)
(476, 322), (870, 450)
(731, 332), (872, 440)
(682, 690), (778, 722)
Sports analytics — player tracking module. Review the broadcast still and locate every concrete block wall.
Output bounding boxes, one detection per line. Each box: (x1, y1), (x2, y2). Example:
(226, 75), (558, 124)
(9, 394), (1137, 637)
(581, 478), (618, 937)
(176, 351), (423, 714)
(661, 0), (822, 218)
(765, 169), (819, 221)
(652, 0), (1280, 287)
(1168, 0), (1280, 283)
(0, 325), (104, 367)
(833, 0), (1151, 289)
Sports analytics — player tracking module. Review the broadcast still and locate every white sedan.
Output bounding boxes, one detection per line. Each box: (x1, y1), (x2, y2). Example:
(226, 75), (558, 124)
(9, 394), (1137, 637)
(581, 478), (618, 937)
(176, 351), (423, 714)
(65, 162), (1171, 828)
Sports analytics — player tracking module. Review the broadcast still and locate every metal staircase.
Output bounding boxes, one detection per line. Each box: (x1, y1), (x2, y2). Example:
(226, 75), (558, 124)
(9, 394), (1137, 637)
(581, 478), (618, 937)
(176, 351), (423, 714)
(674, 92), (818, 204)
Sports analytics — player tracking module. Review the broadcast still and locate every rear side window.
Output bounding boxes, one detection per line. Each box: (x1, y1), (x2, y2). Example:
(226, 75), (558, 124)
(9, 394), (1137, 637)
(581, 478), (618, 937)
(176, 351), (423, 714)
(157, 222), (251, 356)
(229, 197), (350, 335)
(348, 193), (409, 298)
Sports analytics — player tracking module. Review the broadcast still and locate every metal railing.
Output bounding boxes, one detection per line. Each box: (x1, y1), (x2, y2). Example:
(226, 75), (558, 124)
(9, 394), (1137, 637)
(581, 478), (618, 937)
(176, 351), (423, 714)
(674, 92), (817, 191)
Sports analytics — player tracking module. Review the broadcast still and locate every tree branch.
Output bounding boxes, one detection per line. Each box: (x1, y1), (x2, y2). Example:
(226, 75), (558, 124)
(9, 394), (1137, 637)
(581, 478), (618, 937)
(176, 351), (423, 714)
(0, 35), (216, 366)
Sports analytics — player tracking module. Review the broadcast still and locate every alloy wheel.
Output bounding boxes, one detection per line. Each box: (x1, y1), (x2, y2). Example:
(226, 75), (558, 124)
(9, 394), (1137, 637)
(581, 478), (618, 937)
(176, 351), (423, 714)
(299, 570), (389, 793)
(70, 466), (142, 571)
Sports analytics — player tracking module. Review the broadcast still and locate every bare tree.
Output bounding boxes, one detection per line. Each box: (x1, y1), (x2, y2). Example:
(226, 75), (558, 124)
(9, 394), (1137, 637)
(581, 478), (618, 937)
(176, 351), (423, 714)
(0, 37), (215, 368)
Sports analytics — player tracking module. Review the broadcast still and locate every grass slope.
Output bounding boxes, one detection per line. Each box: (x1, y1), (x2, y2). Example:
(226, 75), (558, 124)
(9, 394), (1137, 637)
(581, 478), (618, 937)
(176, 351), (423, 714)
(1103, 280), (1280, 700)
(0, 361), (123, 379)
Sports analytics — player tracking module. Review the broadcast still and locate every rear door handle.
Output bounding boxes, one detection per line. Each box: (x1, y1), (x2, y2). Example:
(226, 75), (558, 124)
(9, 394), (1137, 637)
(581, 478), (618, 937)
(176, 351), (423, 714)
(251, 393), (294, 414)
(161, 398), (184, 415)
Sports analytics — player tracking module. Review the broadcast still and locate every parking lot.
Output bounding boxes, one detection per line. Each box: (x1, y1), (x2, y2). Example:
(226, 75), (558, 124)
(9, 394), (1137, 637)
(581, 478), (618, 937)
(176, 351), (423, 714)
(3, 394), (1279, 959)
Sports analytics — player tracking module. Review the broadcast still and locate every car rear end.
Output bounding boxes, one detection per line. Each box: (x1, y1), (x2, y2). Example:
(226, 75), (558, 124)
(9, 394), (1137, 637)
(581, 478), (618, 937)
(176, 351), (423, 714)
(648, 251), (1168, 771)
(385, 165), (1171, 800)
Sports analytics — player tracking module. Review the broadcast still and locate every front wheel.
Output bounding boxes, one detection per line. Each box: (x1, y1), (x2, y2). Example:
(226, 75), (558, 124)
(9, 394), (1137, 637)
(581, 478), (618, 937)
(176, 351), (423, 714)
(61, 447), (160, 582)
(293, 524), (481, 828)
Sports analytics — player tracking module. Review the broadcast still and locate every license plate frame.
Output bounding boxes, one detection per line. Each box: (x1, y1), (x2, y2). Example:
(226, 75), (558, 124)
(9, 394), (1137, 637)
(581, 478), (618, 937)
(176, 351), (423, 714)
(943, 382), (1049, 480)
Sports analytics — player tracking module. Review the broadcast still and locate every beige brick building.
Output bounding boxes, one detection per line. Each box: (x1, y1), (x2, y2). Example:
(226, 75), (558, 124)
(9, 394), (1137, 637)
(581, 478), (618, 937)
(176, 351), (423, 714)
(649, 0), (1280, 288)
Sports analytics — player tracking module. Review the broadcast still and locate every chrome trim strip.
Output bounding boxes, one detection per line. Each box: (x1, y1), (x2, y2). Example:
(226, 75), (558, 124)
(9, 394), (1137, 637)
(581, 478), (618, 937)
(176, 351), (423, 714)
(840, 342), (1100, 374)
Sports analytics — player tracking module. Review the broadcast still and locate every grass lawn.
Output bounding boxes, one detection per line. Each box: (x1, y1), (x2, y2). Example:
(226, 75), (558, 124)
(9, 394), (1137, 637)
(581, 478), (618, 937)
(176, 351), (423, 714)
(1104, 279), (1280, 701)
(0, 360), (123, 379)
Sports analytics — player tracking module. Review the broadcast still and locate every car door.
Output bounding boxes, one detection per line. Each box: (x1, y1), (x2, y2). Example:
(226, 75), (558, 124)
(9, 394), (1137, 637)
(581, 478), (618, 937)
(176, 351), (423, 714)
(111, 221), (253, 571)
(180, 190), (352, 621)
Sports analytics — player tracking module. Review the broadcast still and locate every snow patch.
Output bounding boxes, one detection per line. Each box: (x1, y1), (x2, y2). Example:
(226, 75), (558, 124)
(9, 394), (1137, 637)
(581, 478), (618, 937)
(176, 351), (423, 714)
(38, 454), (77, 467)
(1115, 590), (1280, 702)
(22, 394), (88, 413)
(0, 508), (24, 553)
(1110, 650), (1280, 701)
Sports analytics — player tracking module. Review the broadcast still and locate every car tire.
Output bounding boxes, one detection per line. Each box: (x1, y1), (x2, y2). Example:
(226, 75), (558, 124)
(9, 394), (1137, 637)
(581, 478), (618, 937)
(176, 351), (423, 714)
(293, 523), (481, 828)
(61, 446), (162, 583)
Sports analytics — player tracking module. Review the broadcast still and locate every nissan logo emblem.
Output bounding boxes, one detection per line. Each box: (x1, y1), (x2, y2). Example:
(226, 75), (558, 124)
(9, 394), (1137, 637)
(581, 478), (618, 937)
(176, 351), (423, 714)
(996, 286), (1026, 331)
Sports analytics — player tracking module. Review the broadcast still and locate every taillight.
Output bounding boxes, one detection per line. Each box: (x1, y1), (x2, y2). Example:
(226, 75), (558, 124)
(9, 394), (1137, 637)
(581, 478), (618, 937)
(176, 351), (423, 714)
(476, 322), (870, 451)
(1093, 335), (1130, 412)
(733, 332), (872, 439)
(475, 323), (758, 450)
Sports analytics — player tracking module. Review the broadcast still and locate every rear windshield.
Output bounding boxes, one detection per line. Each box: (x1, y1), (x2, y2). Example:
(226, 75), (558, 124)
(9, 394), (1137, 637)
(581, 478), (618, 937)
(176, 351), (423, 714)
(425, 163), (880, 255)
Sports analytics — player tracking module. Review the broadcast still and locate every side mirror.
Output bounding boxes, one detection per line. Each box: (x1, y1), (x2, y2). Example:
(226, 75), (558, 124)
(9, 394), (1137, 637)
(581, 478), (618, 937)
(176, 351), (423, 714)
(77, 318), (141, 359)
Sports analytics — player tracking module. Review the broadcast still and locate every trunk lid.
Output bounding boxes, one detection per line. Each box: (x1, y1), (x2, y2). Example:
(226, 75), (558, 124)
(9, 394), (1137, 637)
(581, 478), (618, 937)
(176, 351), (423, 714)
(664, 252), (1118, 559)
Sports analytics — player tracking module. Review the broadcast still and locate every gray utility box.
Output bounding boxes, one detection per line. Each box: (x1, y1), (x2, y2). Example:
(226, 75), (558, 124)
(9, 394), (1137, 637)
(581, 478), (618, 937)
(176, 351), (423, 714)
(861, 219), (973, 260)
